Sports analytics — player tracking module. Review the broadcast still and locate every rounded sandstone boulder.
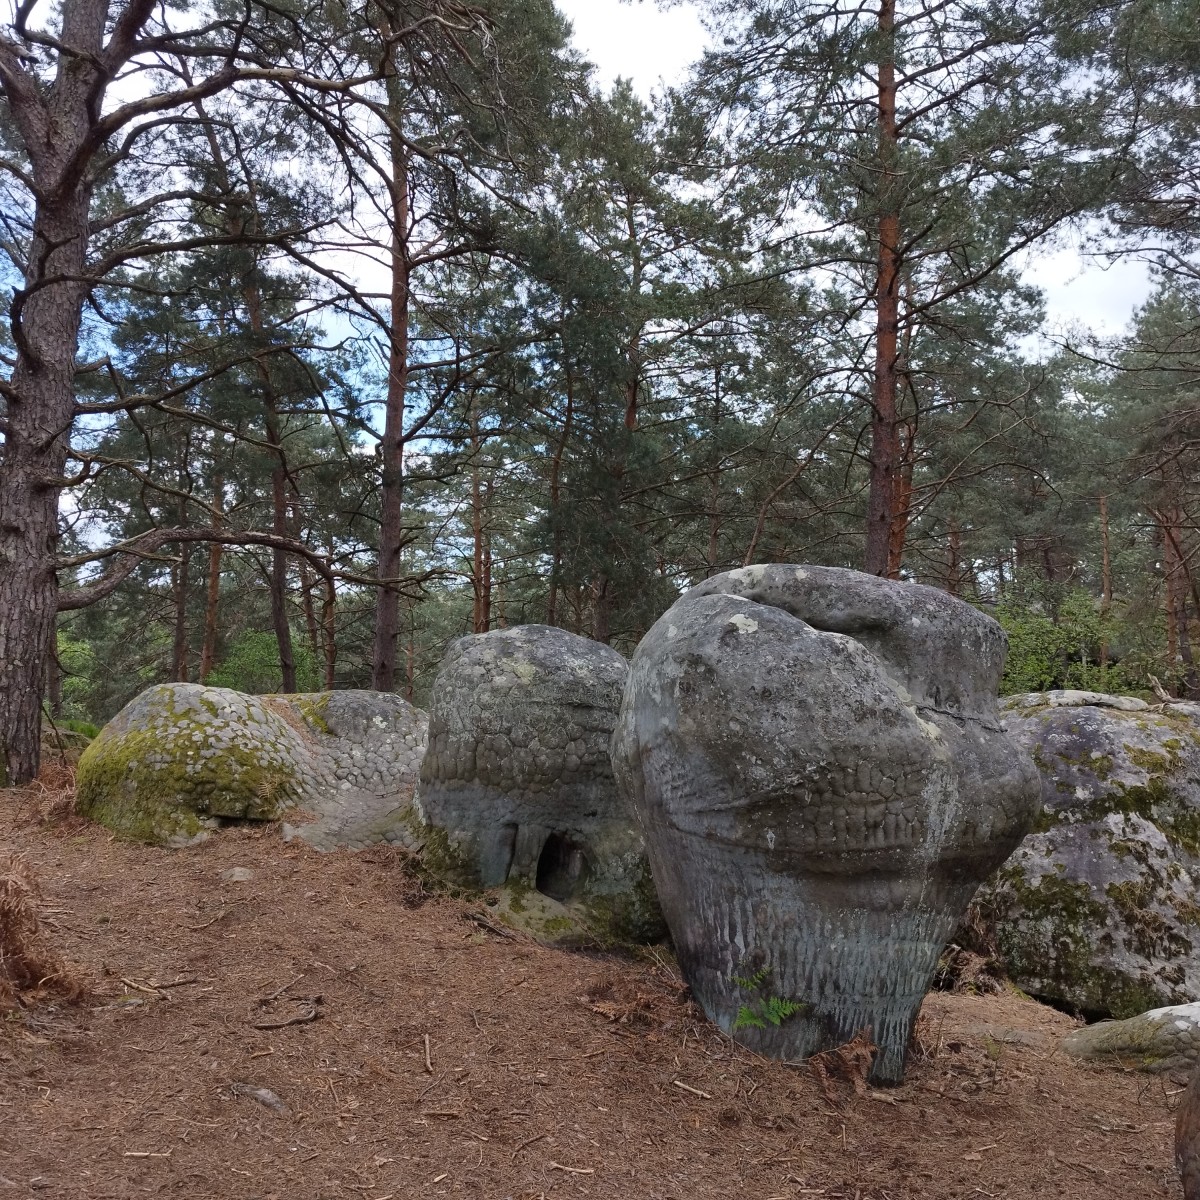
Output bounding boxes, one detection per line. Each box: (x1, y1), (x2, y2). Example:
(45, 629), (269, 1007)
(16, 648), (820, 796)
(1061, 1001), (1200, 1073)
(76, 683), (316, 846)
(414, 624), (662, 943)
(611, 564), (1039, 1082)
(76, 683), (428, 849)
(978, 692), (1200, 1017)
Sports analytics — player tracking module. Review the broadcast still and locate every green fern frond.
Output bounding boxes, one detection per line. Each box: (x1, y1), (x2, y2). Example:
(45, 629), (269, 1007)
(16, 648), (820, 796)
(733, 1005), (767, 1030)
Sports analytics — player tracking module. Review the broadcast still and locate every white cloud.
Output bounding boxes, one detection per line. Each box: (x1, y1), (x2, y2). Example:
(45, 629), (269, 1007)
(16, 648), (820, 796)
(1023, 245), (1155, 338)
(555, 0), (707, 98)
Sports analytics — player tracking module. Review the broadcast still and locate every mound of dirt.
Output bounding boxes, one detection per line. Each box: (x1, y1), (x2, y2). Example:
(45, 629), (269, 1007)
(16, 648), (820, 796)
(0, 791), (1181, 1200)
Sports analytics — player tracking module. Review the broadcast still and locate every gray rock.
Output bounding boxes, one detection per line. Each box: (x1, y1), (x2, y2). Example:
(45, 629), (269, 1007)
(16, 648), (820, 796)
(977, 692), (1200, 1018)
(76, 683), (428, 850)
(413, 625), (663, 944)
(1061, 1002), (1200, 1072)
(611, 564), (1039, 1083)
(220, 867), (255, 883)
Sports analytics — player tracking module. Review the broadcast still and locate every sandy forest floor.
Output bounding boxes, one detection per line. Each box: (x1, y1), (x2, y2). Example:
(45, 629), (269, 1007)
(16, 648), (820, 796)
(0, 788), (1184, 1200)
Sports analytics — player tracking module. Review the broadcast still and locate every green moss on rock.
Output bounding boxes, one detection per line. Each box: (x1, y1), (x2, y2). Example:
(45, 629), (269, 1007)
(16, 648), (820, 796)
(75, 684), (308, 846)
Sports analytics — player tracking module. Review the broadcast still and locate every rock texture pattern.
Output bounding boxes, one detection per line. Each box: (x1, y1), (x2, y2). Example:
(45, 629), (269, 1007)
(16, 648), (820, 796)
(414, 625), (661, 943)
(76, 684), (427, 849)
(978, 691), (1200, 1018)
(1061, 1002), (1200, 1073)
(612, 564), (1039, 1082)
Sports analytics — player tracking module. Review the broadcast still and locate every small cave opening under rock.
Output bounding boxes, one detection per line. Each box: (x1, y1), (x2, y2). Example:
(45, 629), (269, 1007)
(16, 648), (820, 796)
(535, 832), (590, 903)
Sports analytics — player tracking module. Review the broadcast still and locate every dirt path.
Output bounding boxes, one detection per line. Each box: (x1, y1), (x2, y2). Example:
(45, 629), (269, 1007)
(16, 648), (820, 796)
(0, 799), (1181, 1199)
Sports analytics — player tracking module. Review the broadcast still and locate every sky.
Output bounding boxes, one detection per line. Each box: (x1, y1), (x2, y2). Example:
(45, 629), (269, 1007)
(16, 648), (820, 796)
(554, 0), (1156, 339)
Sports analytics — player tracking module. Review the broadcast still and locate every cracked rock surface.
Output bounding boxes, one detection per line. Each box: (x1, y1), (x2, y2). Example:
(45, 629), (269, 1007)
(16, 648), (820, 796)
(976, 691), (1200, 1018)
(414, 624), (662, 943)
(76, 683), (427, 849)
(612, 564), (1038, 1082)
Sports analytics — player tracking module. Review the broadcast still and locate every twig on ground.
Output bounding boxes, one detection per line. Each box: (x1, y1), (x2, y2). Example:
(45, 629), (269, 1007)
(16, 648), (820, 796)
(252, 1001), (320, 1030)
(511, 1133), (549, 1162)
(548, 1161), (594, 1175)
(258, 973), (305, 1005)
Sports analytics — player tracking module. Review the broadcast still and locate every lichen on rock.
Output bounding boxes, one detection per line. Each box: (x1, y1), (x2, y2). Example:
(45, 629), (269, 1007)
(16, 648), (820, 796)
(411, 624), (664, 946)
(976, 692), (1200, 1018)
(76, 683), (428, 850)
(611, 564), (1039, 1083)
(1061, 1001), (1200, 1073)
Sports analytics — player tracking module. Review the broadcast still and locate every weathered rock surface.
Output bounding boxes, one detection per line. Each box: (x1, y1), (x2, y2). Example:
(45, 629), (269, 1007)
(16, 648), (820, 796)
(612, 564), (1039, 1082)
(413, 625), (661, 944)
(978, 692), (1200, 1018)
(76, 684), (427, 849)
(1061, 1002), (1200, 1073)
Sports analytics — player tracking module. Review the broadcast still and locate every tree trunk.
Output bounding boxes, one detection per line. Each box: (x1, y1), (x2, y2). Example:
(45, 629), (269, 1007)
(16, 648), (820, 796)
(886, 423), (913, 579)
(370, 84), (412, 692)
(172, 551), (190, 683)
(864, 0), (902, 578)
(1165, 519), (1180, 669)
(261, 389), (297, 692)
(592, 575), (611, 644)
(199, 474), (224, 682)
(1100, 494), (1112, 669)
(0, 182), (92, 784)
(946, 520), (962, 597)
(405, 600), (416, 701)
(547, 362), (575, 626)
(470, 394), (492, 634)
(321, 560), (338, 692)
(292, 499), (320, 670)
(707, 364), (723, 576)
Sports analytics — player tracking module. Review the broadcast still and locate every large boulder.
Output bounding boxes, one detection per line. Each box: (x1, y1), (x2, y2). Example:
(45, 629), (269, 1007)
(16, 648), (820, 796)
(76, 684), (427, 849)
(978, 691), (1200, 1018)
(413, 625), (661, 943)
(612, 564), (1039, 1083)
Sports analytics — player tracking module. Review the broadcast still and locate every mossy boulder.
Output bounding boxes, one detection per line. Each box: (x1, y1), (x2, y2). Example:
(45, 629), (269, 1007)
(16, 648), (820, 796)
(411, 625), (665, 947)
(76, 684), (315, 846)
(76, 684), (428, 849)
(976, 691), (1200, 1018)
(1061, 1002), (1200, 1073)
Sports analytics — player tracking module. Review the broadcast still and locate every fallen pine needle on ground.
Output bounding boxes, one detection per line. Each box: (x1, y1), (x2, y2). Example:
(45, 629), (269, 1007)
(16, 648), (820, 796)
(0, 793), (1181, 1200)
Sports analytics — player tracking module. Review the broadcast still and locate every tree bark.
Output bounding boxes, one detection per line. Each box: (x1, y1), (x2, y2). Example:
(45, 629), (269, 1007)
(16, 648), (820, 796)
(199, 475), (225, 682)
(946, 520), (962, 597)
(864, 0), (902, 578)
(885, 423), (913, 579)
(546, 361), (575, 626)
(470, 393), (492, 634)
(172, 551), (190, 682)
(0, 0), (106, 783)
(371, 99), (411, 692)
(706, 364), (723, 576)
(321, 539), (337, 690)
(1100, 494), (1112, 669)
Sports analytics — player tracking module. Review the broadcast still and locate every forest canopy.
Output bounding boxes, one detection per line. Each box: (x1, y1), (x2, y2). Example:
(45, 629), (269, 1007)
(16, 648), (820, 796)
(1, 0), (1198, 783)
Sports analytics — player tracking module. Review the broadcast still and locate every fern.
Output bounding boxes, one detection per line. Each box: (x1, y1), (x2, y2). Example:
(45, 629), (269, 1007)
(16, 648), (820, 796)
(731, 965), (771, 991)
(761, 996), (804, 1026)
(730, 962), (805, 1030)
(734, 1005), (767, 1031)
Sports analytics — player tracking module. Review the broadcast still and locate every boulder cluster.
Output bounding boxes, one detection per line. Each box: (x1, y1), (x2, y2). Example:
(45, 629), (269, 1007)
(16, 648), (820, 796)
(74, 565), (1200, 1085)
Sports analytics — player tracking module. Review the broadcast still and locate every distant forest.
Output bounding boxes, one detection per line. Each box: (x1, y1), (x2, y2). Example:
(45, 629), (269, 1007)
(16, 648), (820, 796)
(1, 0), (1198, 782)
